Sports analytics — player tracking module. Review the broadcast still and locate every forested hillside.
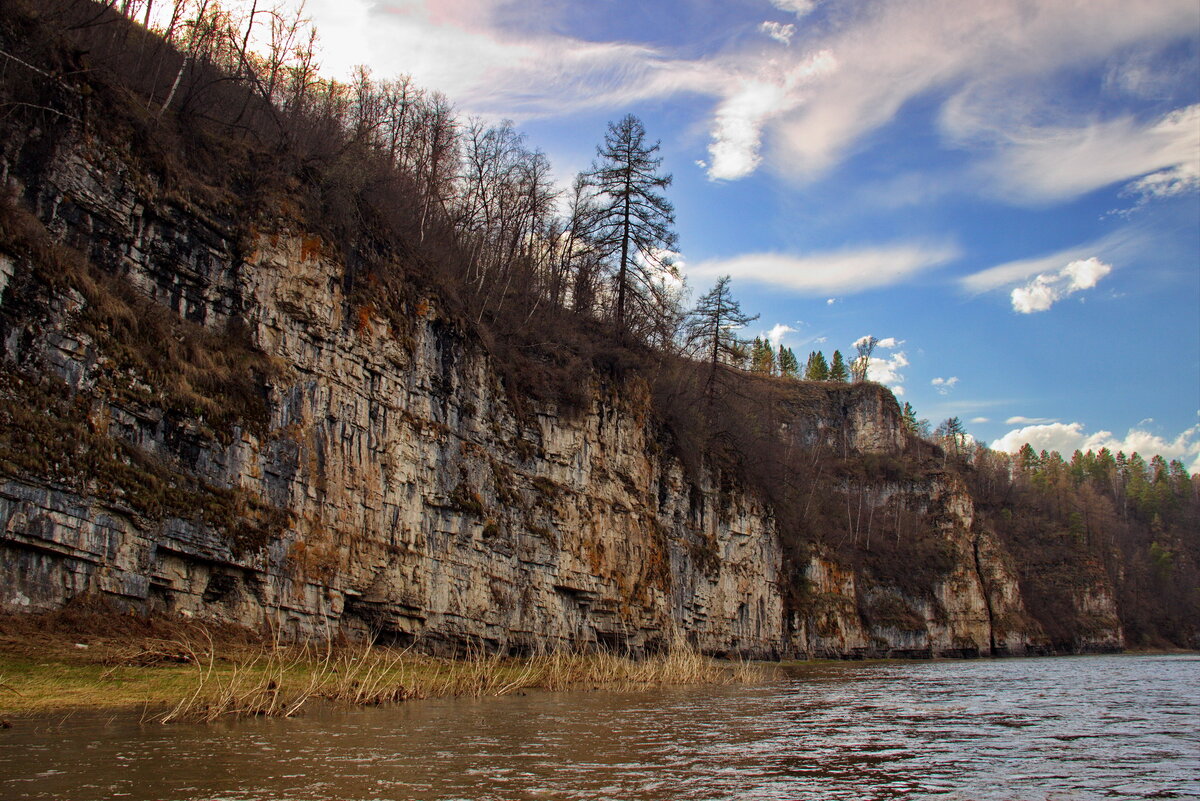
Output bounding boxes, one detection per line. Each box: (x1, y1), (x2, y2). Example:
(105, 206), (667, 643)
(967, 446), (1198, 648)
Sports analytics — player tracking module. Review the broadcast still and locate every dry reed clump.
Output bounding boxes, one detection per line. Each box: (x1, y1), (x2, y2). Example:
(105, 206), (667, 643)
(156, 634), (314, 724)
(151, 634), (770, 724)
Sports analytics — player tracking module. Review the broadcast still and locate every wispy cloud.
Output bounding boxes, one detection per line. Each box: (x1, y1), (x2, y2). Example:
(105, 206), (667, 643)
(760, 21), (796, 46)
(706, 51), (836, 181)
(1121, 161), (1200, 209)
(932, 376), (959, 395)
(951, 103), (1200, 203)
(992, 421), (1200, 472)
(757, 0), (1199, 183)
(689, 242), (958, 294)
(1010, 257), (1113, 313)
(308, 0), (1199, 203)
(961, 225), (1152, 295)
(770, 0), (819, 18)
(308, 0), (720, 116)
(1006, 416), (1059, 425)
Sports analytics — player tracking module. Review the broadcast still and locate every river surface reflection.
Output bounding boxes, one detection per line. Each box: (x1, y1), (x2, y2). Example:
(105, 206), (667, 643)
(2, 654), (1197, 800)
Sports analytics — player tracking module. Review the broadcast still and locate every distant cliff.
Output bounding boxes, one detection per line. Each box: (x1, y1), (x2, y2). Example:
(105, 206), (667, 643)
(0, 2), (1137, 658)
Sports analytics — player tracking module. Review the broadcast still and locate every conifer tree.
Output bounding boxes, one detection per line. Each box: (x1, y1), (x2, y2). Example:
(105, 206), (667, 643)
(778, 345), (799, 378)
(750, 337), (776, 374)
(828, 350), (848, 382)
(1019, 443), (1040, 474)
(935, 417), (967, 454)
(587, 114), (677, 336)
(683, 275), (757, 389)
(1070, 450), (1090, 484)
(804, 351), (829, 381)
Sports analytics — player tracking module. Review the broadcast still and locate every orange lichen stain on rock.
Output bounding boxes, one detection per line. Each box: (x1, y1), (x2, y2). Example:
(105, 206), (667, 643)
(415, 299), (430, 318)
(299, 234), (323, 263)
(354, 304), (374, 338)
(288, 517), (340, 583)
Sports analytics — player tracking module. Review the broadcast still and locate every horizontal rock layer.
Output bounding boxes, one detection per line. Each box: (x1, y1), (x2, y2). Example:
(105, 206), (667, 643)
(0, 127), (1124, 658)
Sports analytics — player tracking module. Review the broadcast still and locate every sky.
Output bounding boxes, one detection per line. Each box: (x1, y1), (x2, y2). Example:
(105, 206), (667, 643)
(297, 0), (1200, 469)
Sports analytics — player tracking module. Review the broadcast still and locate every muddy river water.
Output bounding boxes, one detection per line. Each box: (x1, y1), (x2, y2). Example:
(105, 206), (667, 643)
(2, 654), (1197, 800)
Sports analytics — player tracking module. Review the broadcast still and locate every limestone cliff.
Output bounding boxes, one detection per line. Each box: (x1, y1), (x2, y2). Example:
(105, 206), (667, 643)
(0, 115), (1124, 659)
(788, 478), (1051, 658)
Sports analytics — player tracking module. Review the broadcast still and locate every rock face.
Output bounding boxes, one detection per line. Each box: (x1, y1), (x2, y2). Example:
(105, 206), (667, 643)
(0, 129), (1124, 658)
(785, 477), (1055, 659)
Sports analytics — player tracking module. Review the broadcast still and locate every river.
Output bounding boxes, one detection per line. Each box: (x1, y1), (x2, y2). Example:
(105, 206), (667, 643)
(2, 654), (1197, 800)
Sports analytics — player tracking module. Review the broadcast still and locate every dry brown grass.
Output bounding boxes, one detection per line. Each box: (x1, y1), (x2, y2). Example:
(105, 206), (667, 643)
(0, 612), (770, 724)
(0, 600), (773, 724)
(148, 634), (771, 724)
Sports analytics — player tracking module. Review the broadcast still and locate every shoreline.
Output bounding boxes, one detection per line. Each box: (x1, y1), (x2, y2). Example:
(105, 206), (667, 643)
(0, 610), (766, 723)
(3, 608), (1193, 724)
(0, 646), (766, 723)
(7, 648), (1194, 724)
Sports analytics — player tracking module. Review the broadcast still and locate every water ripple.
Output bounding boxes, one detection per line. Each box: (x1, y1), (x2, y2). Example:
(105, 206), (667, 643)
(1, 654), (1198, 800)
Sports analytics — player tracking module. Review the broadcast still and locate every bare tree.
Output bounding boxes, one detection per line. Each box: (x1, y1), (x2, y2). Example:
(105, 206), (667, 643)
(851, 335), (878, 382)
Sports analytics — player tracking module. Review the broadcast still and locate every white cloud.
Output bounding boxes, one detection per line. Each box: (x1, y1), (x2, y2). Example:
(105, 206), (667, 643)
(851, 336), (908, 394)
(706, 50), (836, 181)
(955, 103), (1200, 203)
(866, 350), (908, 396)
(826, 298), (836, 305)
(770, 0), (818, 18)
(961, 226), (1152, 295)
(760, 21), (796, 46)
(1006, 416), (1059, 425)
(992, 422), (1200, 472)
(707, 81), (788, 181)
(765, 323), (796, 345)
(1122, 161), (1200, 207)
(651, 248), (685, 274)
(932, 376), (959, 395)
(761, 1), (1198, 182)
(965, 245), (1099, 295)
(305, 0), (1199, 203)
(689, 242), (958, 294)
(970, 417), (990, 424)
(306, 0), (721, 116)
(1010, 257), (1113, 313)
